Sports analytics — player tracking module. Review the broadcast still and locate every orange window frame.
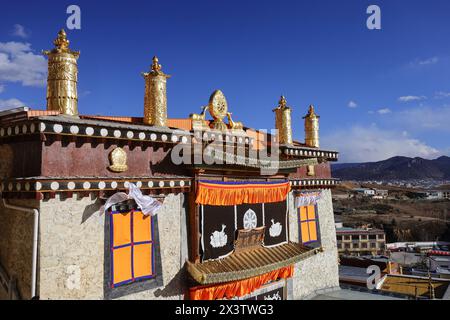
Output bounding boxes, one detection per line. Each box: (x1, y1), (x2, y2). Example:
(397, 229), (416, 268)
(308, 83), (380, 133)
(298, 204), (321, 246)
(110, 208), (155, 288)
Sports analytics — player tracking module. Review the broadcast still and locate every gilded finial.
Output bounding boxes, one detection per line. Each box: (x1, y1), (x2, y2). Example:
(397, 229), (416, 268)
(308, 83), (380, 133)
(273, 95), (290, 112)
(279, 96), (287, 108)
(304, 105), (319, 119)
(44, 29), (79, 57)
(151, 56), (162, 73)
(54, 29), (69, 50)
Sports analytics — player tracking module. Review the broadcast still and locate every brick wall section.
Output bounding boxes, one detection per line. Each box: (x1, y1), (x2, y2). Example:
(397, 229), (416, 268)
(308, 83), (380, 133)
(0, 140), (42, 178)
(289, 162), (332, 179)
(41, 139), (187, 177)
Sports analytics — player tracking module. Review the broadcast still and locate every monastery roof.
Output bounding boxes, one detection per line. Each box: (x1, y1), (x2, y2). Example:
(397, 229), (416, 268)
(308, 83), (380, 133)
(381, 274), (450, 299)
(187, 242), (322, 285)
(336, 227), (385, 235)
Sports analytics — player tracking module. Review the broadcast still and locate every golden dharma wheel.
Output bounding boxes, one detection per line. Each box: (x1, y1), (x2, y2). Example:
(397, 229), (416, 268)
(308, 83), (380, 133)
(208, 90), (228, 121)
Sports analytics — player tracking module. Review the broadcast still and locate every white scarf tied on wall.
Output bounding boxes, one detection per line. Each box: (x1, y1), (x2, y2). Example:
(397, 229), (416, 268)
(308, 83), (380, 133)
(295, 191), (322, 208)
(103, 183), (163, 216)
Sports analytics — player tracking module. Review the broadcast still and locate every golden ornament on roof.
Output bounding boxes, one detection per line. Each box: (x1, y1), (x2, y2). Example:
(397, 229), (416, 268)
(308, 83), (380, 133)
(108, 147), (128, 173)
(304, 105), (319, 119)
(208, 90), (228, 131)
(303, 104), (320, 148)
(43, 29), (80, 116)
(209, 90), (228, 120)
(151, 56), (162, 74)
(273, 95), (293, 145)
(226, 112), (244, 131)
(54, 29), (70, 51)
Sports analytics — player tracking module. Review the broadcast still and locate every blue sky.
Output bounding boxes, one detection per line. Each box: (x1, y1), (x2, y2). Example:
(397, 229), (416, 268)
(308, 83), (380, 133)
(1, 0), (450, 162)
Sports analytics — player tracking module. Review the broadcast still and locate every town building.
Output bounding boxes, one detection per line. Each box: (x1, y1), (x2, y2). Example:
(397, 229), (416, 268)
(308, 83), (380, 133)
(0, 30), (341, 300)
(351, 188), (375, 197)
(350, 188), (388, 199)
(336, 227), (386, 256)
(443, 190), (450, 199)
(334, 215), (343, 229)
(373, 189), (388, 199)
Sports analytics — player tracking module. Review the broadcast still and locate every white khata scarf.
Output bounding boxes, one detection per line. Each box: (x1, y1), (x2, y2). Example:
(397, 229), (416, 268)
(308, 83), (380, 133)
(295, 191), (322, 207)
(103, 183), (163, 216)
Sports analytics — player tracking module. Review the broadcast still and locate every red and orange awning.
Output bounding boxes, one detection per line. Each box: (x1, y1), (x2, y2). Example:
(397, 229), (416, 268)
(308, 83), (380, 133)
(195, 180), (291, 206)
(189, 265), (293, 300)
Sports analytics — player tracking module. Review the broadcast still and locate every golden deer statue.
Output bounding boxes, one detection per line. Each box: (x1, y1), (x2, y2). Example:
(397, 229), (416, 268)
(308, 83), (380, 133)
(190, 105), (209, 130)
(190, 105), (208, 121)
(226, 112), (244, 131)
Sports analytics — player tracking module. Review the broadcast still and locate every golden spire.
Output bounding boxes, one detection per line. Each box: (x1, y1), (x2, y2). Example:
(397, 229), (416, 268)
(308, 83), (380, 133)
(303, 104), (320, 148)
(304, 105), (319, 119)
(142, 55), (171, 126)
(43, 29), (80, 116)
(151, 56), (163, 73)
(54, 29), (70, 51)
(273, 95), (293, 145)
(273, 96), (289, 111)
(279, 96), (287, 108)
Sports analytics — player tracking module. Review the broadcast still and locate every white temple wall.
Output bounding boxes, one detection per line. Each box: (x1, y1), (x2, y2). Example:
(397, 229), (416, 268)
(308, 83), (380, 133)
(0, 199), (38, 300)
(288, 189), (340, 299)
(38, 193), (188, 300)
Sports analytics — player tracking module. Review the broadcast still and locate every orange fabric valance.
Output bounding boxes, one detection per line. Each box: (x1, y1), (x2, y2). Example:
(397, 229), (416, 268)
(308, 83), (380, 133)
(195, 180), (291, 206)
(188, 265), (294, 300)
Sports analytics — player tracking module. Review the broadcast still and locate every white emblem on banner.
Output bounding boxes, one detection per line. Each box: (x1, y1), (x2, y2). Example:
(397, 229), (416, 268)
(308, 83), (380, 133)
(243, 209), (257, 229)
(264, 292), (282, 300)
(210, 224), (228, 248)
(269, 219), (283, 237)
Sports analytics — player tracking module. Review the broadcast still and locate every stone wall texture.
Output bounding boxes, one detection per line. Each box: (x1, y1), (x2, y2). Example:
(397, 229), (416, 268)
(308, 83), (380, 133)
(38, 193), (187, 300)
(289, 189), (340, 299)
(0, 199), (38, 300)
(1, 189), (338, 300)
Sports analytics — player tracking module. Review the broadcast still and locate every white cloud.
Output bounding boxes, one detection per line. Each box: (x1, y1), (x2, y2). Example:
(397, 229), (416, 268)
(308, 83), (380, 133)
(12, 24), (29, 39)
(0, 98), (26, 111)
(0, 84), (4, 93)
(398, 95), (426, 102)
(434, 91), (450, 99)
(395, 105), (450, 132)
(414, 57), (439, 66)
(418, 57), (438, 65)
(0, 41), (47, 87)
(322, 124), (442, 163)
(347, 100), (357, 108)
(408, 57), (439, 68)
(377, 108), (391, 115)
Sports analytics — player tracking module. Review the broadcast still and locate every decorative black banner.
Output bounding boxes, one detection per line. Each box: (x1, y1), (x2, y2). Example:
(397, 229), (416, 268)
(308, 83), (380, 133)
(201, 205), (235, 261)
(263, 201), (288, 247)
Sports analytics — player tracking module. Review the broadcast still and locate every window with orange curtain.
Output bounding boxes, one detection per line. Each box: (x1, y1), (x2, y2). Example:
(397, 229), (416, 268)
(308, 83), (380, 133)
(110, 202), (155, 288)
(298, 205), (321, 248)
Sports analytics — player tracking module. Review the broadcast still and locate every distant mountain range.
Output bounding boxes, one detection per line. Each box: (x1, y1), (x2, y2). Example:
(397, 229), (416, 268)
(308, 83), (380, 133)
(331, 156), (450, 181)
